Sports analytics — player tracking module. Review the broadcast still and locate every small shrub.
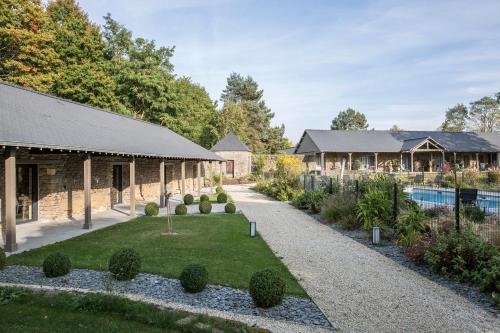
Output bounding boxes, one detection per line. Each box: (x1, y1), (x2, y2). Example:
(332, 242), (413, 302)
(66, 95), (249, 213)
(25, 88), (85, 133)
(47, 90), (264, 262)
(213, 174), (222, 186)
(109, 248), (141, 281)
(249, 269), (286, 308)
(356, 189), (392, 233)
(144, 202), (159, 216)
(404, 234), (436, 264)
(225, 202), (236, 214)
(463, 205), (485, 223)
(320, 192), (359, 230)
(200, 194), (209, 202)
(396, 208), (428, 247)
(175, 204), (187, 215)
(473, 255), (500, 295)
(291, 190), (326, 213)
(215, 186), (224, 194)
(199, 201), (212, 214)
(0, 248), (5, 270)
(423, 206), (450, 219)
(217, 192), (228, 203)
(183, 194), (194, 205)
(487, 170), (500, 184)
(179, 264), (208, 293)
(43, 252), (71, 277)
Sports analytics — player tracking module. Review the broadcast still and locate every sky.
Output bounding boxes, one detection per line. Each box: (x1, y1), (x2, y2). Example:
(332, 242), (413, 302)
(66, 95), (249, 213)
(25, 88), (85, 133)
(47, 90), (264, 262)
(79, 0), (500, 143)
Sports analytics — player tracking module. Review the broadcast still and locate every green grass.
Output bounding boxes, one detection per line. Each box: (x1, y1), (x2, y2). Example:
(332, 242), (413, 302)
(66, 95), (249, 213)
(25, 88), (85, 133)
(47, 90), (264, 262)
(7, 214), (305, 296)
(193, 193), (233, 203)
(0, 287), (268, 333)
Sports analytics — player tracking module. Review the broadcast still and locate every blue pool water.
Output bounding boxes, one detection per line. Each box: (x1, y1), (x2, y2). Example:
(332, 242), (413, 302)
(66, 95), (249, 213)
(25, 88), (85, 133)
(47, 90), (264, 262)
(409, 188), (500, 210)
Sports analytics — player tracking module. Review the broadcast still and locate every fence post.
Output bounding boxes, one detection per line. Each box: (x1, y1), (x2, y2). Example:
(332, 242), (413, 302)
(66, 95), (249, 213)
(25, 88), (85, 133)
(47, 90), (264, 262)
(303, 174), (306, 191)
(355, 180), (359, 201)
(311, 175), (315, 191)
(455, 187), (460, 232)
(392, 181), (398, 224)
(329, 177), (333, 194)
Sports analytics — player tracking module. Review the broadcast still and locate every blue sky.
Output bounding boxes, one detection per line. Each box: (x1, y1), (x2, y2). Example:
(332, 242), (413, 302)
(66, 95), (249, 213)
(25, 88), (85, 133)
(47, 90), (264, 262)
(79, 0), (500, 143)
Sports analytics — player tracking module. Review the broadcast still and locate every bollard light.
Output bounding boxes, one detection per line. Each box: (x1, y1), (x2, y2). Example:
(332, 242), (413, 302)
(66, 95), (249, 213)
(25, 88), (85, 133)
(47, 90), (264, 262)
(372, 227), (380, 244)
(249, 221), (256, 238)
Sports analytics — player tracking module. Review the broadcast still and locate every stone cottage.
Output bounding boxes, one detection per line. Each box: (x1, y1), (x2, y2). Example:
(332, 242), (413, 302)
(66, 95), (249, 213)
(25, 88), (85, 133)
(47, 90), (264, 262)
(211, 133), (252, 179)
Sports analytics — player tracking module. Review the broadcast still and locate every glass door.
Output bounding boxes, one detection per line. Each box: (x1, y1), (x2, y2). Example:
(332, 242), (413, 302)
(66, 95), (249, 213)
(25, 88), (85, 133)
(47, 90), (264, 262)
(16, 164), (38, 223)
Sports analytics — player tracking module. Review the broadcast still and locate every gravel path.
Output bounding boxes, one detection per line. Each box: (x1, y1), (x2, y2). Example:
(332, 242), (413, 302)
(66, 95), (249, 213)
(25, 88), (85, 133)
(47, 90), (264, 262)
(228, 184), (500, 333)
(0, 265), (330, 328)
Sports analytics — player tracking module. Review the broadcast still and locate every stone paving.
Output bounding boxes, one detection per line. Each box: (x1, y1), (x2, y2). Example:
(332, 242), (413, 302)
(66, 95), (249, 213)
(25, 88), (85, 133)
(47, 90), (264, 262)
(227, 184), (500, 333)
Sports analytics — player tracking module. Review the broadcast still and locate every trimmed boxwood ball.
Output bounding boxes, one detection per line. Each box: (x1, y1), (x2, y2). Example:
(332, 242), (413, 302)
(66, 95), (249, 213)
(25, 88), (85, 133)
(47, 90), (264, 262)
(0, 248), (6, 270)
(199, 201), (212, 214)
(144, 202), (159, 216)
(43, 252), (71, 277)
(225, 202), (236, 214)
(217, 192), (228, 204)
(179, 264), (208, 293)
(215, 186), (224, 194)
(249, 269), (286, 308)
(109, 248), (141, 281)
(183, 194), (194, 205)
(200, 194), (209, 202)
(175, 204), (187, 215)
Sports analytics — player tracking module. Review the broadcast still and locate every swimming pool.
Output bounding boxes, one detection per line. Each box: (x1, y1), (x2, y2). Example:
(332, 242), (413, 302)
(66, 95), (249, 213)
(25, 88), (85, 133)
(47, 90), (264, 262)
(408, 187), (500, 210)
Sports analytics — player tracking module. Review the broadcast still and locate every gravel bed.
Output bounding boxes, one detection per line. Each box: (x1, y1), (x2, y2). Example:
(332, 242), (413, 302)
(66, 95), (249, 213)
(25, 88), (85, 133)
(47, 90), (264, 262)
(0, 265), (331, 328)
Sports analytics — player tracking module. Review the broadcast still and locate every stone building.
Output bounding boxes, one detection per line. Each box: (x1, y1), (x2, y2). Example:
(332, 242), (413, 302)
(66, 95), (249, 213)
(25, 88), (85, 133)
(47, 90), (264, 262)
(210, 133), (252, 179)
(295, 130), (500, 175)
(0, 82), (223, 252)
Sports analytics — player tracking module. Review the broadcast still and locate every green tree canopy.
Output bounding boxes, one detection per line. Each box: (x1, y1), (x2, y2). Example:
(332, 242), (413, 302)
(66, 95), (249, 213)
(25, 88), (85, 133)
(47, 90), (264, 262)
(440, 103), (468, 132)
(330, 108), (369, 130)
(468, 97), (499, 133)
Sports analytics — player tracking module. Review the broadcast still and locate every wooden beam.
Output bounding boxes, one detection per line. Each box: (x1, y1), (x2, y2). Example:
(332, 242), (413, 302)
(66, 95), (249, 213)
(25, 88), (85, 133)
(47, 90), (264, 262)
(400, 153), (403, 173)
(130, 157), (136, 217)
(476, 153), (479, 170)
(374, 153), (378, 172)
(410, 151), (414, 172)
(83, 153), (92, 229)
(4, 147), (17, 252)
(159, 159), (165, 208)
(197, 161), (201, 197)
(348, 153), (352, 171)
(181, 160), (186, 196)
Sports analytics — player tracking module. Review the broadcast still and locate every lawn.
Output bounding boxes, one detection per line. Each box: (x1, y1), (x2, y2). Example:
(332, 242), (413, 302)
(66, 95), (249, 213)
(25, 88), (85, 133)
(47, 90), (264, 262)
(0, 287), (267, 333)
(193, 193), (233, 203)
(7, 214), (305, 296)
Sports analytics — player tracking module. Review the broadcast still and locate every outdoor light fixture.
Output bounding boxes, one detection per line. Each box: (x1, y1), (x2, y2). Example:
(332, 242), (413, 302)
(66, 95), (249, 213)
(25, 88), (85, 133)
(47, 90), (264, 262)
(372, 227), (380, 244)
(249, 221), (256, 237)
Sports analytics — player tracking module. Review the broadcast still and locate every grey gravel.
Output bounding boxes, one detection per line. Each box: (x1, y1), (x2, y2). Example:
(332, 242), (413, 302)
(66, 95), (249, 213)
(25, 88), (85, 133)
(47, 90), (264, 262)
(0, 265), (331, 328)
(229, 184), (500, 333)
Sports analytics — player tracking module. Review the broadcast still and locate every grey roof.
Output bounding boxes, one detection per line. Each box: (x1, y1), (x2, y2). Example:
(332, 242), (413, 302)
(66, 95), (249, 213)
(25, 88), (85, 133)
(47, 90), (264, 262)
(0, 82), (224, 161)
(211, 132), (250, 152)
(295, 130), (500, 154)
(282, 147), (297, 155)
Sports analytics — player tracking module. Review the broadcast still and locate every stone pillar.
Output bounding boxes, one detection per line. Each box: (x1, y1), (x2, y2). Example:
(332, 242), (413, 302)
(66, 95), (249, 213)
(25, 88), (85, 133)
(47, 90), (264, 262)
(4, 147), (17, 252)
(83, 153), (92, 229)
(374, 153), (378, 172)
(129, 157), (136, 218)
(159, 159), (165, 208)
(410, 152), (414, 172)
(348, 153), (352, 171)
(197, 161), (201, 197)
(181, 160), (186, 196)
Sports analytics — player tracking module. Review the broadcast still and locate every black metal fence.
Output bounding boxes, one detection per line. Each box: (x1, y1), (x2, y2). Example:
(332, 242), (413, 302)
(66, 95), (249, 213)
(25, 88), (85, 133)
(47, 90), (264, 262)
(301, 174), (500, 245)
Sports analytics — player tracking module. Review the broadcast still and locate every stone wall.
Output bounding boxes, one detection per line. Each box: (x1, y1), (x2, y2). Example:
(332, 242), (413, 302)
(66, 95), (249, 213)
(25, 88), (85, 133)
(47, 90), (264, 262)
(212, 151), (252, 178)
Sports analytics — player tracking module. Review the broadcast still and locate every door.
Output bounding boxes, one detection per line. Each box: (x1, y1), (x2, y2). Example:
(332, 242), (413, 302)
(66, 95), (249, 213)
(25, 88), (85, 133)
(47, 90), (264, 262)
(112, 165), (123, 206)
(226, 160), (235, 178)
(16, 164), (38, 223)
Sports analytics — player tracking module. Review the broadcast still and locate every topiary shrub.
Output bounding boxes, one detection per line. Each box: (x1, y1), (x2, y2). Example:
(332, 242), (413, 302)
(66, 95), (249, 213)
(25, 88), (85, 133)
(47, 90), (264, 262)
(109, 248), (141, 281)
(183, 194), (194, 205)
(0, 248), (5, 270)
(43, 252), (71, 277)
(217, 192), (228, 203)
(179, 264), (208, 293)
(200, 194), (209, 202)
(249, 269), (286, 308)
(144, 202), (159, 216)
(225, 202), (236, 214)
(175, 204), (187, 215)
(199, 201), (212, 214)
(215, 186), (224, 194)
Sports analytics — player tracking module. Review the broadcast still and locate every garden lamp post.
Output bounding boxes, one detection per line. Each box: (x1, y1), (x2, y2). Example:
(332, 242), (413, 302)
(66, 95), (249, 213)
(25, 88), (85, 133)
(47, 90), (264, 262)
(249, 221), (256, 238)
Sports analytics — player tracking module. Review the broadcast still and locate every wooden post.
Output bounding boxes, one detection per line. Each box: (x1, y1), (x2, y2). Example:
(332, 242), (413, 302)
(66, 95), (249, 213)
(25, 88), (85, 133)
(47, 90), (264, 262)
(453, 152), (457, 165)
(374, 153), (378, 172)
(159, 159), (165, 208)
(410, 151), (414, 172)
(197, 161), (201, 197)
(129, 157), (136, 218)
(320, 152), (325, 175)
(400, 153), (403, 173)
(181, 160), (186, 196)
(209, 161), (213, 193)
(441, 151), (445, 172)
(476, 153), (479, 170)
(83, 153), (92, 229)
(348, 153), (352, 171)
(4, 147), (17, 252)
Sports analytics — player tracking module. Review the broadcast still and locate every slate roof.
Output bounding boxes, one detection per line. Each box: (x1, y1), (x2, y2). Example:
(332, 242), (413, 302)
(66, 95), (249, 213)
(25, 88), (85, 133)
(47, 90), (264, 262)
(211, 132), (250, 152)
(0, 82), (224, 161)
(295, 129), (500, 154)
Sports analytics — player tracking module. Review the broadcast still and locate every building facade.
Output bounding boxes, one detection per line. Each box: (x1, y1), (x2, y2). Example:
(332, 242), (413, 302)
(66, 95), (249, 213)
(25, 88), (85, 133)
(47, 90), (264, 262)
(211, 133), (252, 179)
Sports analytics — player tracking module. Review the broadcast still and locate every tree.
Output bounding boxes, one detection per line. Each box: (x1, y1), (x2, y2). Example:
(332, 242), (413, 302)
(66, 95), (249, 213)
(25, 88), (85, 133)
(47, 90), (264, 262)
(217, 101), (250, 143)
(440, 104), (468, 132)
(0, 0), (60, 91)
(495, 91), (500, 102)
(389, 125), (402, 132)
(468, 97), (499, 133)
(330, 108), (368, 130)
